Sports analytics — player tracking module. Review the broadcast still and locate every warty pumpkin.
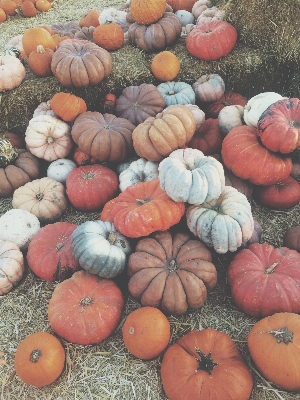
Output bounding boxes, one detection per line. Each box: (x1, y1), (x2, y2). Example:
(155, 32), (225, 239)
(130, 0), (166, 25)
(0, 239), (24, 295)
(49, 92), (87, 122)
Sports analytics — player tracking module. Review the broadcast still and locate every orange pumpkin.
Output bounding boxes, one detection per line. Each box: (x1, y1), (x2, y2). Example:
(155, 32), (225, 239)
(0, 0), (17, 15)
(50, 92), (87, 122)
(27, 45), (54, 77)
(122, 306), (170, 360)
(130, 0), (166, 24)
(79, 9), (100, 27)
(20, 0), (37, 17)
(151, 51), (180, 82)
(22, 27), (56, 57)
(166, 0), (197, 12)
(35, 0), (51, 11)
(93, 22), (124, 51)
(14, 332), (65, 387)
(0, 7), (6, 21)
(39, 25), (54, 35)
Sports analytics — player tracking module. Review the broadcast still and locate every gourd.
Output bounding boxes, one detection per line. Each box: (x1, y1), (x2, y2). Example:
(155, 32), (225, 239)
(167, 0), (198, 12)
(47, 158), (77, 184)
(0, 239), (24, 295)
(157, 81), (196, 106)
(119, 158), (159, 192)
(0, 55), (26, 92)
(0, 132), (24, 149)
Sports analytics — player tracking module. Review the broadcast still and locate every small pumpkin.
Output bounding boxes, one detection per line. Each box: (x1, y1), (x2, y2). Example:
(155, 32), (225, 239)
(47, 158), (77, 184)
(72, 146), (97, 167)
(167, 0), (198, 12)
(49, 92), (87, 122)
(119, 158), (159, 192)
(35, 0), (51, 11)
(0, 0), (17, 15)
(187, 118), (223, 155)
(175, 10), (195, 26)
(48, 270), (124, 345)
(22, 27), (56, 57)
(151, 51), (180, 82)
(183, 104), (205, 131)
(157, 81), (196, 106)
(14, 332), (65, 387)
(122, 306), (170, 360)
(20, 0), (37, 16)
(0, 7), (6, 22)
(192, 73), (225, 103)
(27, 45), (54, 77)
(130, 0), (166, 25)
(0, 239), (24, 295)
(93, 22), (124, 51)
(283, 225), (300, 252)
(79, 9), (100, 27)
(0, 55), (26, 92)
(33, 100), (56, 118)
(218, 105), (245, 136)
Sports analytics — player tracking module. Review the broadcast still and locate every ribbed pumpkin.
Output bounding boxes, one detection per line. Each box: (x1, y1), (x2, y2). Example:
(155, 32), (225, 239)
(130, 0), (166, 25)
(22, 27), (56, 57)
(119, 158), (159, 192)
(50, 92), (87, 122)
(157, 81), (196, 106)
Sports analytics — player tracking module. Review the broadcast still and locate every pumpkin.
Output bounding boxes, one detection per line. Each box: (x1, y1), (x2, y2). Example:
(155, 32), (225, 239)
(240, 218), (263, 248)
(66, 164), (118, 212)
(187, 118), (223, 155)
(0, 55), (26, 92)
(291, 159), (300, 181)
(196, 6), (225, 25)
(283, 226), (300, 252)
(0, 149), (40, 198)
(119, 158), (159, 192)
(243, 91), (284, 127)
(0, 8), (6, 22)
(0, 239), (24, 295)
(49, 92), (87, 122)
(186, 20), (237, 61)
(204, 91), (247, 118)
(159, 148), (225, 204)
(157, 81), (196, 106)
(27, 45), (54, 77)
(22, 27), (56, 57)
(228, 243), (300, 317)
(132, 105), (196, 162)
(4, 34), (23, 52)
(0, 132), (24, 149)
(93, 22), (124, 51)
(33, 100), (56, 118)
(99, 7), (128, 32)
(150, 51), (180, 82)
(103, 93), (117, 114)
(12, 177), (68, 223)
(161, 329), (253, 400)
(130, 0), (166, 24)
(192, 0), (212, 19)
(51, 21), (81, 38)
(186, 186), (254, 253)
(26, 222), (80, 282)
(25, 115), (73, 162)
(257, 98), (300, 154)
(35, 0), (51, 11)
(74, 26), (95, 41)
(51, 41), (112, 88)
(79, 9), (100, 27)
(128, 12), (182, 52)
(128, 230), (217, 314)
(224, 166), (254, 199)
(122, 306), (170, 360)
(101, 179), (185, 238)
(0, 0), (17, 15)
(248, 313), (300, 391)
(71, 112), (135, 163)
(192, 74), (225, 103)
(221, 125), (293, 185)
(47, 158), (77, 184)
(20, 0), (37, 17)
(175, 10), (195, 26)
(218, 105), (245, 136)
(48, 270), (124, 345)
(72, 146), (97, 167)
(71, 220), (131, 278)
(115, 83), (165, 126)
(14, 332), (65, 387)
(183, 104), (205, 131)
(253, 175), (300, 210)
(0, 209), (40, 250)
(167, 0), (198, 12)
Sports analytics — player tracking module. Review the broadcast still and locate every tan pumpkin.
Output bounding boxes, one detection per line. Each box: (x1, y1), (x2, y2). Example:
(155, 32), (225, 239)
(132, 104), (196, 161)
(0, 55), (26, 92)
(50, 92), (87, 122)
(25, 115), (73, 162)
(0, 239), (24, 295)
(12, 177), (68, 222)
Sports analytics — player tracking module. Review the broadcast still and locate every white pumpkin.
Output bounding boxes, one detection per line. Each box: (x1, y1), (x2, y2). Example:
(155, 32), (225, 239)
(99, 8), (128, 31)
(181, 23), (196, 35)
(184, 104), (205, 131)
(119, 158), (159, 192)
(243, 92), (284, 127)
(47, 158), (77, 184)
(33, 100), (57, 118)
(196, 6), (225, 25)
(218, 105), (245, 136)
(0, 55), (26, 92)
(158, 148), (225, 204)
(175, 10), (195, 26)
(25, 115), (73, 162)
(0, 209), (40, 250)
(0, 240), (24, 295)
(186, 186), (254, 253)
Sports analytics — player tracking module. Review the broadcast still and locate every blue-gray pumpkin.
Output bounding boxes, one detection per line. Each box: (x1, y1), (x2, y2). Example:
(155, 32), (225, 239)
(71, 220), (131, 278)
(157, 81), (196, 106)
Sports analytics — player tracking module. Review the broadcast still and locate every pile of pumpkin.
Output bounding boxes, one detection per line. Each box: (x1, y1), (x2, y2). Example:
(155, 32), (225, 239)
(0, 68), (300, 397)
(0, 0), (52, 21)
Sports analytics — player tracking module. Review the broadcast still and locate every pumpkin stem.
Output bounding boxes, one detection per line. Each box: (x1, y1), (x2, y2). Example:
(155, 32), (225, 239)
(139, 172), (145, 181)
(265, 262), (278, 274)
(290, 120), (300, 128)
(36, 45), (46, 53)
(168, 90), (175, 95)
(132, 102), (139, 109)
(136, 198), (150, 206)
(56, 242), (64, 251)
(195, 348), (218, 375)
(108, 231), (117, 245)
(103, 124), (111, 129)
(80, 296), (92, 309)
(36, 192), (44, 201)
(185, 157), (195, 170)
(168, 259), (178, 272)
(84, 172), (95, 180)
(30, 349), (42, 363)
(47, 136), (54, 144)
(269, 327), (294, 344)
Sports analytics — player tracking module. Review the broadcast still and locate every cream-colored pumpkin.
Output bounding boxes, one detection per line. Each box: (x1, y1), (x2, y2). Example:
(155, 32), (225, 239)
(218, 105), (245, 136)
(25, 115), (73, 162)
(12, 177), (68, 222)
(158, 148), (225, 204)
(33, 100), (57, 118)
(119, 158), (159, 192)
(0, 240), (24, 295)
(186, 186), (254, 253)
(0, 209), (40, 250)
(0, 55), (26, 92)
(243, 92), (284, 127)
(47, 158), (77, 184)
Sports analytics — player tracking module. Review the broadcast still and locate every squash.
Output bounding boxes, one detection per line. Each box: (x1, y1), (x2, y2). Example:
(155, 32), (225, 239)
(130, 0), (166, 25)
(47, 158), (77, 184)
(119, 158), (159, 192)
(283, 225), (300, 252)
(175, 10), (195, 26)
(21, 0), (38, 16)
(192, 0), (212, 19)
(192, 74), (225, 103)
(71, 220), (131, 278)
(157, 81), (196, 106)
(0, 138), (18, 168)
(49, 92), (87, 122)
(0, 239), (24, 295)
(0, 55), (26, 92)
(0, 132), (24, 149)
(187, 118), (223, 155)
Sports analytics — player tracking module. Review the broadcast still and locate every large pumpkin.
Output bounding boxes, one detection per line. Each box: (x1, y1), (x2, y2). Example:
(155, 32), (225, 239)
(221, 125), (292, 185)
(48, 270), (124, 345)
(66, 164), (119, 212)
(187, 118), (223, 155)
(248, 312), (300, 391)
(227, 243), (300, 317)
(26, 222), (80, 282)
(161, 329), (253, 400)
(130, 0), (166, 25)
(101, 179), (185, 238)
(0, 239), (24, 295)
(71, 112), (135, 163)
(132, 105), (196, 162)
(127, 230), (217, 315)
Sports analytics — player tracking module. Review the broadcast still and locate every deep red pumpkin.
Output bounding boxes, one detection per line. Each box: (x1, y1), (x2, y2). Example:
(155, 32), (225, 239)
(221, 125), (293, 185)
(186, 20), (238, 61)
(100, 179), (185, 238)
(257, 98), (300, 154)
(227, 243), (300, 317)
(48, 270), (124, 345)
(253, 175), (300, 210)
(26, 222), (80, 282)
(187, 118), (223, 155)
(204, 91), (248, 118)
(66, 164), (119, 211)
